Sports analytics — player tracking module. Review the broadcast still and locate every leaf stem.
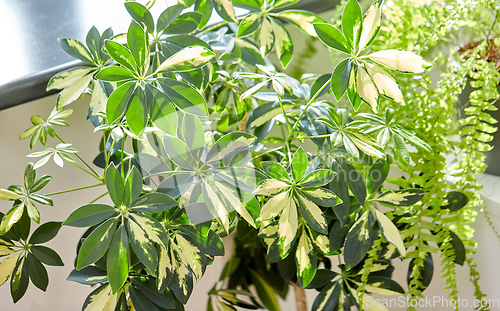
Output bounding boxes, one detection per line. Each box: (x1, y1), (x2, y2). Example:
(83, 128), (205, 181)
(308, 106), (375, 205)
(289, 77), (332, 139)
(277, 95), (293, 135)
(69, 162), (102, 181)
(89, 191), (109, 204)
(279, 123), (292, 163)
(45, 183), (104, 196)
(55, 133), (102, 180)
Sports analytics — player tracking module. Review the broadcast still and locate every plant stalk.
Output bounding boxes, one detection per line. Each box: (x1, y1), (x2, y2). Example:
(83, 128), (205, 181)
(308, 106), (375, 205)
(292, 283), (308, 311)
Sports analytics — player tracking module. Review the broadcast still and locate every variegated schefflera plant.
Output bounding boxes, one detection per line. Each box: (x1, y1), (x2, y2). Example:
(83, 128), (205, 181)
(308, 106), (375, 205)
(0, 0), (474, 310)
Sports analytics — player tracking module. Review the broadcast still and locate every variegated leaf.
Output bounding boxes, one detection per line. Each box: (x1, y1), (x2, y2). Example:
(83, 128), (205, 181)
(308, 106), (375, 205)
(273, 10), (327, 37)
(253, 179), (290, 196)
(372, 209), (405, 258)
(367, 49), (434, 73)
(365, 63), (403, 103)
(376, 189), (425, 207)
(278, 196), (298, 255)
(215, 182), (256, 228)
(296, 232), (316, 287)
(0, 253), (21, 286)
(297, 194), (327, 234)
(356, 66), (378, 112)
(358, 0), (382, 51)
(0, 203), (24, 235)
(258, 190), (290, 221)
(82, 284), (114, 311)
(155, 46), (215, 73)
(46, 67), (95, 91)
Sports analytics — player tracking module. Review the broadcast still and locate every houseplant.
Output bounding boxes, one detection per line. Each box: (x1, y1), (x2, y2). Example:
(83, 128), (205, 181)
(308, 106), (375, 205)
(0, 0), (495, 310)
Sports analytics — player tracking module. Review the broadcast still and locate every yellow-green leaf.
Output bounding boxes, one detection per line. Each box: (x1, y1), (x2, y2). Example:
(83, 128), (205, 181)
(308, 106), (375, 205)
(0, 253), (21, 286)
(372, 209), (406, 258)
(47, 67), (95, 91)
(259, 190), (290, 221)
(253, 179), (290, 196)
(358, 0), (382, 51)
(155, 46), (215, 73)
(356, 66), (378, 112)
(279, 196), (298, 253)
(365, 63), (403, 103)
(0, 204), (24, 235)
(367, 49), (434, 73)
(259, 17), (275, 57)
(296, 233), (316, 287)
(215, 182), (256, 228)
(82, 284), (114, 311)
(174, 234), (202, 280)
(0, 189), (22, 201)
(57, 73), (94, 108)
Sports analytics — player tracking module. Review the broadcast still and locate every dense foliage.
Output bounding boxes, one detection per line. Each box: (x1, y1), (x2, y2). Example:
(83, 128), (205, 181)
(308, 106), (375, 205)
(0, 0), (498, 310)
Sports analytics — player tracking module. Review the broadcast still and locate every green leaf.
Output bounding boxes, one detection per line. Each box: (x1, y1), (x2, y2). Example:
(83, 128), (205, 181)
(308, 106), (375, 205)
(372, 209), (405, 258)
(246, 101), (294, 129)
(106, 81), (136, 124)
(123, 166), (143, 208)
(311, 281), (340, 311)
(104, 41), (137, 73)
(31, 246), (64, 266)
(366, 157), (390, 195)
(10, 255), (28, 303)
(305, 269), (338, 289)
(376, 189), (425, 207)
(295, 232), (317, 287)
(77, 218), (117, 269)
(158, 78), (208, 116)
(146, 84), (178, 136)
(331, 59), (352, 101)
(157, 5), (185, 32)
(449, 231), (465, 266)
(58, 38), (94, 64)
(95, 67), (135, 82)
(313, 23), (349, 54)
(26, 253), (48, 291)
(0, 253), (21, 286)
(365, 276), (405, 296)
(393, 133), (410, 167)
(234, 38), (266, 66)
(127, 21), (148, 73)
(206, 132), (257, 163)
(105, 165), (126, 207)
(0, 189), (22, 201)
(67, 266), (108, 285)
(344, 211), (375, 270)
(63, 204), (116, 227)
(270, 18), (294, 69)
(274, 10), (327, 37)
(298, 169), (335, 188)
(130, 193), (178, 213)
(29, 175), (52, 193)
(13, 210), (31, 241)
(341, 0), (363, 50)
(212, 0), (237, 22)
(28, 222), (62, 244)
(336, 158), (366, 206)
(367, 49), (434, 73)
(132, 278), (176, 309)
(291, 147), (307, 182)
(182, 114), (205, 160)
(443, 191), (469, 212)
(163, 135), (196, 169)
(0, 204), (25, 235)
(329, 161), (350, 225)
(126, 87), (148, 136)
(130, 284), (161, 311)
(107, 224), (129, 293)
(156, 46), (215, 73)
(260, 162), (290, 181)
(164, 12), (202, 34)
(297, 194), (327, 234)
(310, 73), (331, 99)
(249, 269), (281, 311)
(125, 2), (155, 33)
(237, 13), (262, 37)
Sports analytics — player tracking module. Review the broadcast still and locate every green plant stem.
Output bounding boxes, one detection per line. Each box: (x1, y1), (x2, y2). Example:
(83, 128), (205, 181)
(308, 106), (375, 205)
(293, 134), (331, 140)
(279, 123), (292, 163)
(70, 162), (101, 181)
(121, 134), (127, 180)
(277, 95), (293, 135)
(55, 133), (101, 179)
(289, 77), (332, 139)
(45, 183), (104, 196)
(89, 191), (109, 204)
